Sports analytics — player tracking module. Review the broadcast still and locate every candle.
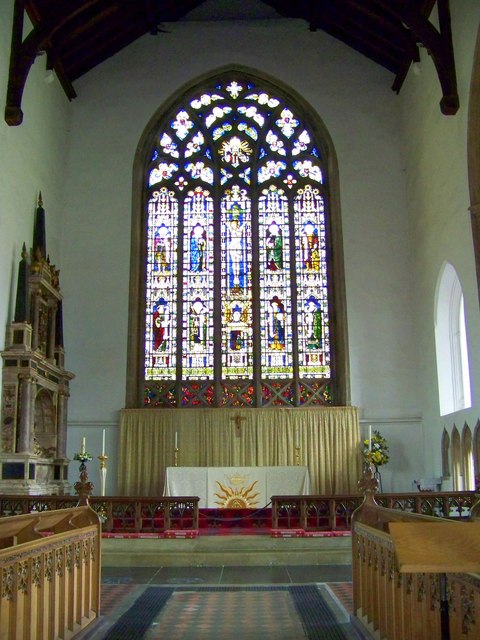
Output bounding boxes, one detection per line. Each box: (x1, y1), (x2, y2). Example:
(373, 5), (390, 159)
(102, 429), (105, 456)
(368, 425), (372, 451)
(175, 431), (178, 448)
(81, 437), (86, 455)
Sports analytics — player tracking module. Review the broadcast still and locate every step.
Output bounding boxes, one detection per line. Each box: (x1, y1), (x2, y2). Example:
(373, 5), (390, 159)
(101, 533), (352, 567)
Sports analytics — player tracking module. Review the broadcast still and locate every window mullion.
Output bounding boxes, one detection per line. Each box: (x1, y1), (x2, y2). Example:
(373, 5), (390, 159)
(175, 194), (186, 405)
(250, 185), (262, 406)
(287, 186), (301, 404)
(213, 189), (223, 406)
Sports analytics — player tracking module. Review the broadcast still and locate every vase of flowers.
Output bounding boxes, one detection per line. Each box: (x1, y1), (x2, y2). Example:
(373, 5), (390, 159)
(362, 430), (389, 492)
(363, 430), (389, 467)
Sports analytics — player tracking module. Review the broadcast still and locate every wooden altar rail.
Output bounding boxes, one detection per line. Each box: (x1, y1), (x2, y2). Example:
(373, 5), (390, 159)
(0, 492), (474, 533)
(271, 491), (475, 531)
(0, 505), (101, 640)
(352, 494), (480, 639)
(0, 496), (200, 533)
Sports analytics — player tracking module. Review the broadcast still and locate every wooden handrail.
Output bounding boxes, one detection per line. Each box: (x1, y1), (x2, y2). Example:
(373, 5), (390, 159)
(0, 506), (101, 640)
(351, 468), (480, 639)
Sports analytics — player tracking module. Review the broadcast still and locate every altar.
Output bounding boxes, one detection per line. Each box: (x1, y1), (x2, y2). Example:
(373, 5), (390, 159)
(164, 466), (311, 508)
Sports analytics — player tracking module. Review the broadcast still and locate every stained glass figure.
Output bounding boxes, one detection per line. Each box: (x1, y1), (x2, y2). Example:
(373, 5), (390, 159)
(266, 222), (283, 271)
(245, 92), (279, 108)
(226, 81), (243, 98)
(238, 122), (258, 140)
(258, 185), (293, 378)
(149, 162), (178, 186)
(182, 187), (214, 379)
(213, 124), (233, 140)
(219, 137), (252, 167)
(152, 298), (169, 351)
(292, 130), (311, 155)
(266, 130), (286, 155)
(172, 110), (194, 139)
(238, 105), (265, 126)
(153, 224), (171, 272)
(258, 160), (287, 183)
(205, 106), (232, 128)
(185, 132), (205, 157)
(189, 224), (206, 272)
(160, 133), (179, 158)
(185, 161), (214, 183)
(143, 75), (333, 405)
(145, 188), (178, 380)
(294, 185), (330, 378)
(276, 109), (299, 138)
(221, 186), (253, 378)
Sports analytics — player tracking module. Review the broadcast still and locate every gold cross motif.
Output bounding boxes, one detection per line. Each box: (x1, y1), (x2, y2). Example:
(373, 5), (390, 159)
(231, 414), (247, 437)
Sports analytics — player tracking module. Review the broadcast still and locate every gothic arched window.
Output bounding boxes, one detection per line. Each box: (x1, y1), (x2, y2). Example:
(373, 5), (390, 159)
(434, 262), (472, 415)
(128, 70), (348, 408)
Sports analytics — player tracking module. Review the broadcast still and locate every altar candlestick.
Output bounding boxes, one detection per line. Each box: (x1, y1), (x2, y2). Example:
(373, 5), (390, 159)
(102, 429), (105, 456)
(368, 425), (372, 451)
(81, 437), (86, 455)
(175, 431), (178, 448)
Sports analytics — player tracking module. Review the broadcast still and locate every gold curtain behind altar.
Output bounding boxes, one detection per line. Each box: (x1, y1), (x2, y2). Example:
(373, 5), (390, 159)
(118, 406), (361, 496)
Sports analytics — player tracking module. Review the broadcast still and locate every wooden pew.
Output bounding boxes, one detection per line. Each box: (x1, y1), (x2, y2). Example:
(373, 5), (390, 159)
(352, 466), (480, 640)
(0, 505), (101, 640)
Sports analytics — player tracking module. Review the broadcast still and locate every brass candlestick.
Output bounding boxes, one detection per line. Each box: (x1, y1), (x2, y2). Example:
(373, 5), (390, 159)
(98, 454), (108, 496)
(174, 447), (179, 467)
(74, 457), (94, 506)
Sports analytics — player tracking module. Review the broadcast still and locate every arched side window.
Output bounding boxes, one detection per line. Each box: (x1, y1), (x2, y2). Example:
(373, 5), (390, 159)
(127, 68), (349, 408)
(434, 263), (472, 416)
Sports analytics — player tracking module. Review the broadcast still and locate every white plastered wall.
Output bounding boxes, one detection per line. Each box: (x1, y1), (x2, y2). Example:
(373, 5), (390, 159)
(0, 7), (71, 397)
(399, 1), (480, 486)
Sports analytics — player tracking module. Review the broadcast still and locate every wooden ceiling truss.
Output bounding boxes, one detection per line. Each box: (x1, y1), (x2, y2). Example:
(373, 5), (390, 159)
(5, 0), (459, 126)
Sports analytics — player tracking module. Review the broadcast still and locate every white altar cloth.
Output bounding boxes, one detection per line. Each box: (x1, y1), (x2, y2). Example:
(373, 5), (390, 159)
(164, 466), (310, 508)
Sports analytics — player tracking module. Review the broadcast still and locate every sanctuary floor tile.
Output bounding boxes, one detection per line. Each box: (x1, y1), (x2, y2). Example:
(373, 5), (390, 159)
(80, 565), (365, 640)
(220, 564), (291, 584)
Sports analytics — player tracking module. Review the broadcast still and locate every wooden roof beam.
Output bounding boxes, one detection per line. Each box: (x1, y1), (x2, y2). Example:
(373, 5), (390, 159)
(373, 0), (459, 114)
(5, 0), (105, 125)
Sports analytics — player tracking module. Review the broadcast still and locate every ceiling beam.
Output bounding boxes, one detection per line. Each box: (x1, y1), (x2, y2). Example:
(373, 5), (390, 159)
(5, 0), (107, 125)
(372, 0), (459, 114)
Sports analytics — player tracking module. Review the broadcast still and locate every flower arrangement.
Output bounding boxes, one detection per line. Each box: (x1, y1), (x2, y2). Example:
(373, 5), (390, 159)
(73, 451), (93, 463)
(363, 430), (389, 467)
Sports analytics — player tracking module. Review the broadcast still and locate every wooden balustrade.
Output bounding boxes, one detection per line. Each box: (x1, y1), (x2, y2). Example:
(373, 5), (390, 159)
(0, 492), (475, 534)
(0, 496), (200, 534)
(270, 491), (475, 531)
(0, 505), (101, 640)
(351, 471), (480, 639)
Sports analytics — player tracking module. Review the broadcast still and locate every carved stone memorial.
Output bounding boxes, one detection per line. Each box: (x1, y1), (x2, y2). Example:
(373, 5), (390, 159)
(0, 195), (74, 494)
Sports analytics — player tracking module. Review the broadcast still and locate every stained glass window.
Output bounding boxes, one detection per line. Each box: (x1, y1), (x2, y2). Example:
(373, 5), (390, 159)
(142, 74), (337, 407)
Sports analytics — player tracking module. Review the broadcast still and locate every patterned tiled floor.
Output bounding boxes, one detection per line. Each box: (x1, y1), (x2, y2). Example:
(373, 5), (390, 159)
(145, 590), (306, 640)
(79, 565), (365, 640)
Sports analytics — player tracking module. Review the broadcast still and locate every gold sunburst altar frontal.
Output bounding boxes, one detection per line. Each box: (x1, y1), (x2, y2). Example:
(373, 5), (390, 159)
(214, 477), (260, 508)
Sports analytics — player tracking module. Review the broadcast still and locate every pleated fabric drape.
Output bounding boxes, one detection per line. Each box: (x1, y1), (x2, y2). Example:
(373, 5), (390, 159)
(118, 406), (361, 496)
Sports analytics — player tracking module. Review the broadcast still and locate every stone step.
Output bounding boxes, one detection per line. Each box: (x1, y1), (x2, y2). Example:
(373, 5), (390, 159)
(101, 533), (352, 567)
